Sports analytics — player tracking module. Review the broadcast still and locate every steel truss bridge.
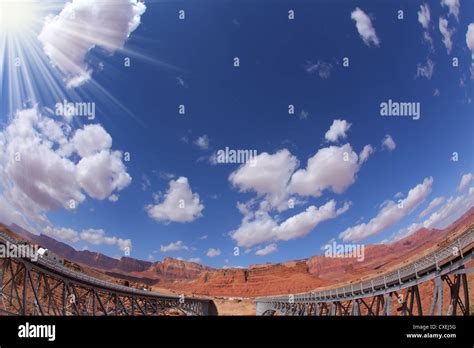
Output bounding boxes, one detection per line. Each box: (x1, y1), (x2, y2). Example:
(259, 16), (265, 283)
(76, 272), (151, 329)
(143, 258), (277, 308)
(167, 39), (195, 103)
(0, 231), (214, 316)
(256, 226), (474, 316)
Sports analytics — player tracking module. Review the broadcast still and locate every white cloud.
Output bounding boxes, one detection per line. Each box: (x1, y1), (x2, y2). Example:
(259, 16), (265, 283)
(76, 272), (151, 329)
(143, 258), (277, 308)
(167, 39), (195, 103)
(305, 60), (333, 79)
(324, 119), (351, 143)
(417, 4), (434, 47)
(419, 196), (445, 218)
(0, 108), (131, 225)
(0, 197), (34, 232)
(441, 0), (460, 21)
(160, 240), (189, 252)
(231, 200), (350, 248)
(206, 248), (221, 258)
(255, 243), (278, 256)
(146, 177), (204, 223)
(289, 143), (368, 198)
(188, 257), (201, 263)
(392, 188), (474, 242)
(417, 58), (435, 79)
(228, 139), (370, 247)
(72, 124), (112, 158)
(351, 8), (380, 47)
(43, 226), (80, 243)
(80, 228), (117, 245)
(466, 24), (474, 54)
(230, 209), (277, 248)
(0, 109), (81, 218)
(108, 194), (119, 202)
(418, 4), (431, 29)
(274, 200), (350, 241)
(229, 150), (299, 210)
(387, 222), (422, 243)
(439, 17), (454, 54)
(117, 238), (132, 253)
(41, 225), (131, 252)
(194, 135), (210, 150)
(38, 0), (146, 87)
(419, 190), (473, 230)
(67, 227), (132, 252)
(76, 150), (131, 200)
(457, 173), (473, 192)
(359, 145), (374, 164)
(339, 177), (433, 242)
(382, 134), (396, 151)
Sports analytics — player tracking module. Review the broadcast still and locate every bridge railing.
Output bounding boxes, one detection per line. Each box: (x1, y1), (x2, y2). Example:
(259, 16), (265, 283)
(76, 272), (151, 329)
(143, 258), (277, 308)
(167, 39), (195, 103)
(0, 230), (210, 304)
(258, 226), (473, 303)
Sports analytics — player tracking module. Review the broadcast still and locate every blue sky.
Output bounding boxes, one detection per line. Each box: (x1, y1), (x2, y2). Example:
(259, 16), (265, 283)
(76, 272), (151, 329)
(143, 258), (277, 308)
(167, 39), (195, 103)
(0, 0), (473, 268)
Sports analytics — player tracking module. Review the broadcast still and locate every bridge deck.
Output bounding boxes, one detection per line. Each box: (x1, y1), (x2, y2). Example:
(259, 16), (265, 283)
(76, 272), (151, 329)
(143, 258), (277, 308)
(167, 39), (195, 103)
(0, 230), (210, 303)
(256, 226), (474, 304)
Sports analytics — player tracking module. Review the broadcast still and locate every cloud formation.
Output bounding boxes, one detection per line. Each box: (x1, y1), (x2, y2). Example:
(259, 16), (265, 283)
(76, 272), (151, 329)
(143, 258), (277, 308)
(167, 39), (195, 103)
(160, 240), (189, 252)
(441, 0), (460, 21)
(416, 58), (435, 79)
(255, 243), (278, 256)
(382, 134), (396, 151)
(419, 196), (445, 218)
(229, 149), (298, 210)
(391, 187), (474, 242)
(42, 226), (131, 253)
(324, 119), (351, 143)
(418, 4), (431, 29)
(206, 248), (221, 257)
(339, 177), (433, 242)
(351, 8), (380, 47)
(458, 173), (473, 192)
(466, 24), (474, 55)
(146, 177), (204, 223)
(289, 143), (367, 197)
(38, 0), (146, 88)
(359, 145), (374, 164)
(228, 120), (373, 248)
(231, 200), (350, 248)
(0, 108), (131, 226)
(194, 135), (210, 150)
(439, 17), (454, 54)
(43, 226), (80, 243)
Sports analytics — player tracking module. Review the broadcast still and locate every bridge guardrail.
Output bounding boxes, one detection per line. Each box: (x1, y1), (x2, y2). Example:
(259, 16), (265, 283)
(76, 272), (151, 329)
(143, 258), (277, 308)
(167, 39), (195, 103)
(0, 230), (210, 303)
(258, 226), (474, 303)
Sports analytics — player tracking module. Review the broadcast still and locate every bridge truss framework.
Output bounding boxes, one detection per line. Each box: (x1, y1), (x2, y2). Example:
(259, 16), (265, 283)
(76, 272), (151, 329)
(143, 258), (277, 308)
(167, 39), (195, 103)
(256, 227), (474, 316)
(0, 232), (212, 316)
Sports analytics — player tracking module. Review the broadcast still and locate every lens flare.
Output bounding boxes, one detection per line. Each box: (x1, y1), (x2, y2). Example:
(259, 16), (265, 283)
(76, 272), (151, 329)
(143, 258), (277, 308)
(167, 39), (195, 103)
(0, 0), (171, 127)
(0, 0), (41, 33)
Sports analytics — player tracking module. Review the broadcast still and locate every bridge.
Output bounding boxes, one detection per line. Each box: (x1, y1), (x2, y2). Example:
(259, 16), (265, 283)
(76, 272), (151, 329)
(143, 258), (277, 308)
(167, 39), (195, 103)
(0, 231), (215, 316)
(256, 226), (474, 316)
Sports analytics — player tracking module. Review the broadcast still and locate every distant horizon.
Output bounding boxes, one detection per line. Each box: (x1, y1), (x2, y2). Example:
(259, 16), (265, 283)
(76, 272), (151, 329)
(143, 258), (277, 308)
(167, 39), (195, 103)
(3, 204), (472, 269)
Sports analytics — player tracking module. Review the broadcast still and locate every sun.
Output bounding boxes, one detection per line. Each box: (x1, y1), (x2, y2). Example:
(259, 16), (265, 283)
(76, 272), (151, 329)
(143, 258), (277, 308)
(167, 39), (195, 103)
(0, 0), (40, 33)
